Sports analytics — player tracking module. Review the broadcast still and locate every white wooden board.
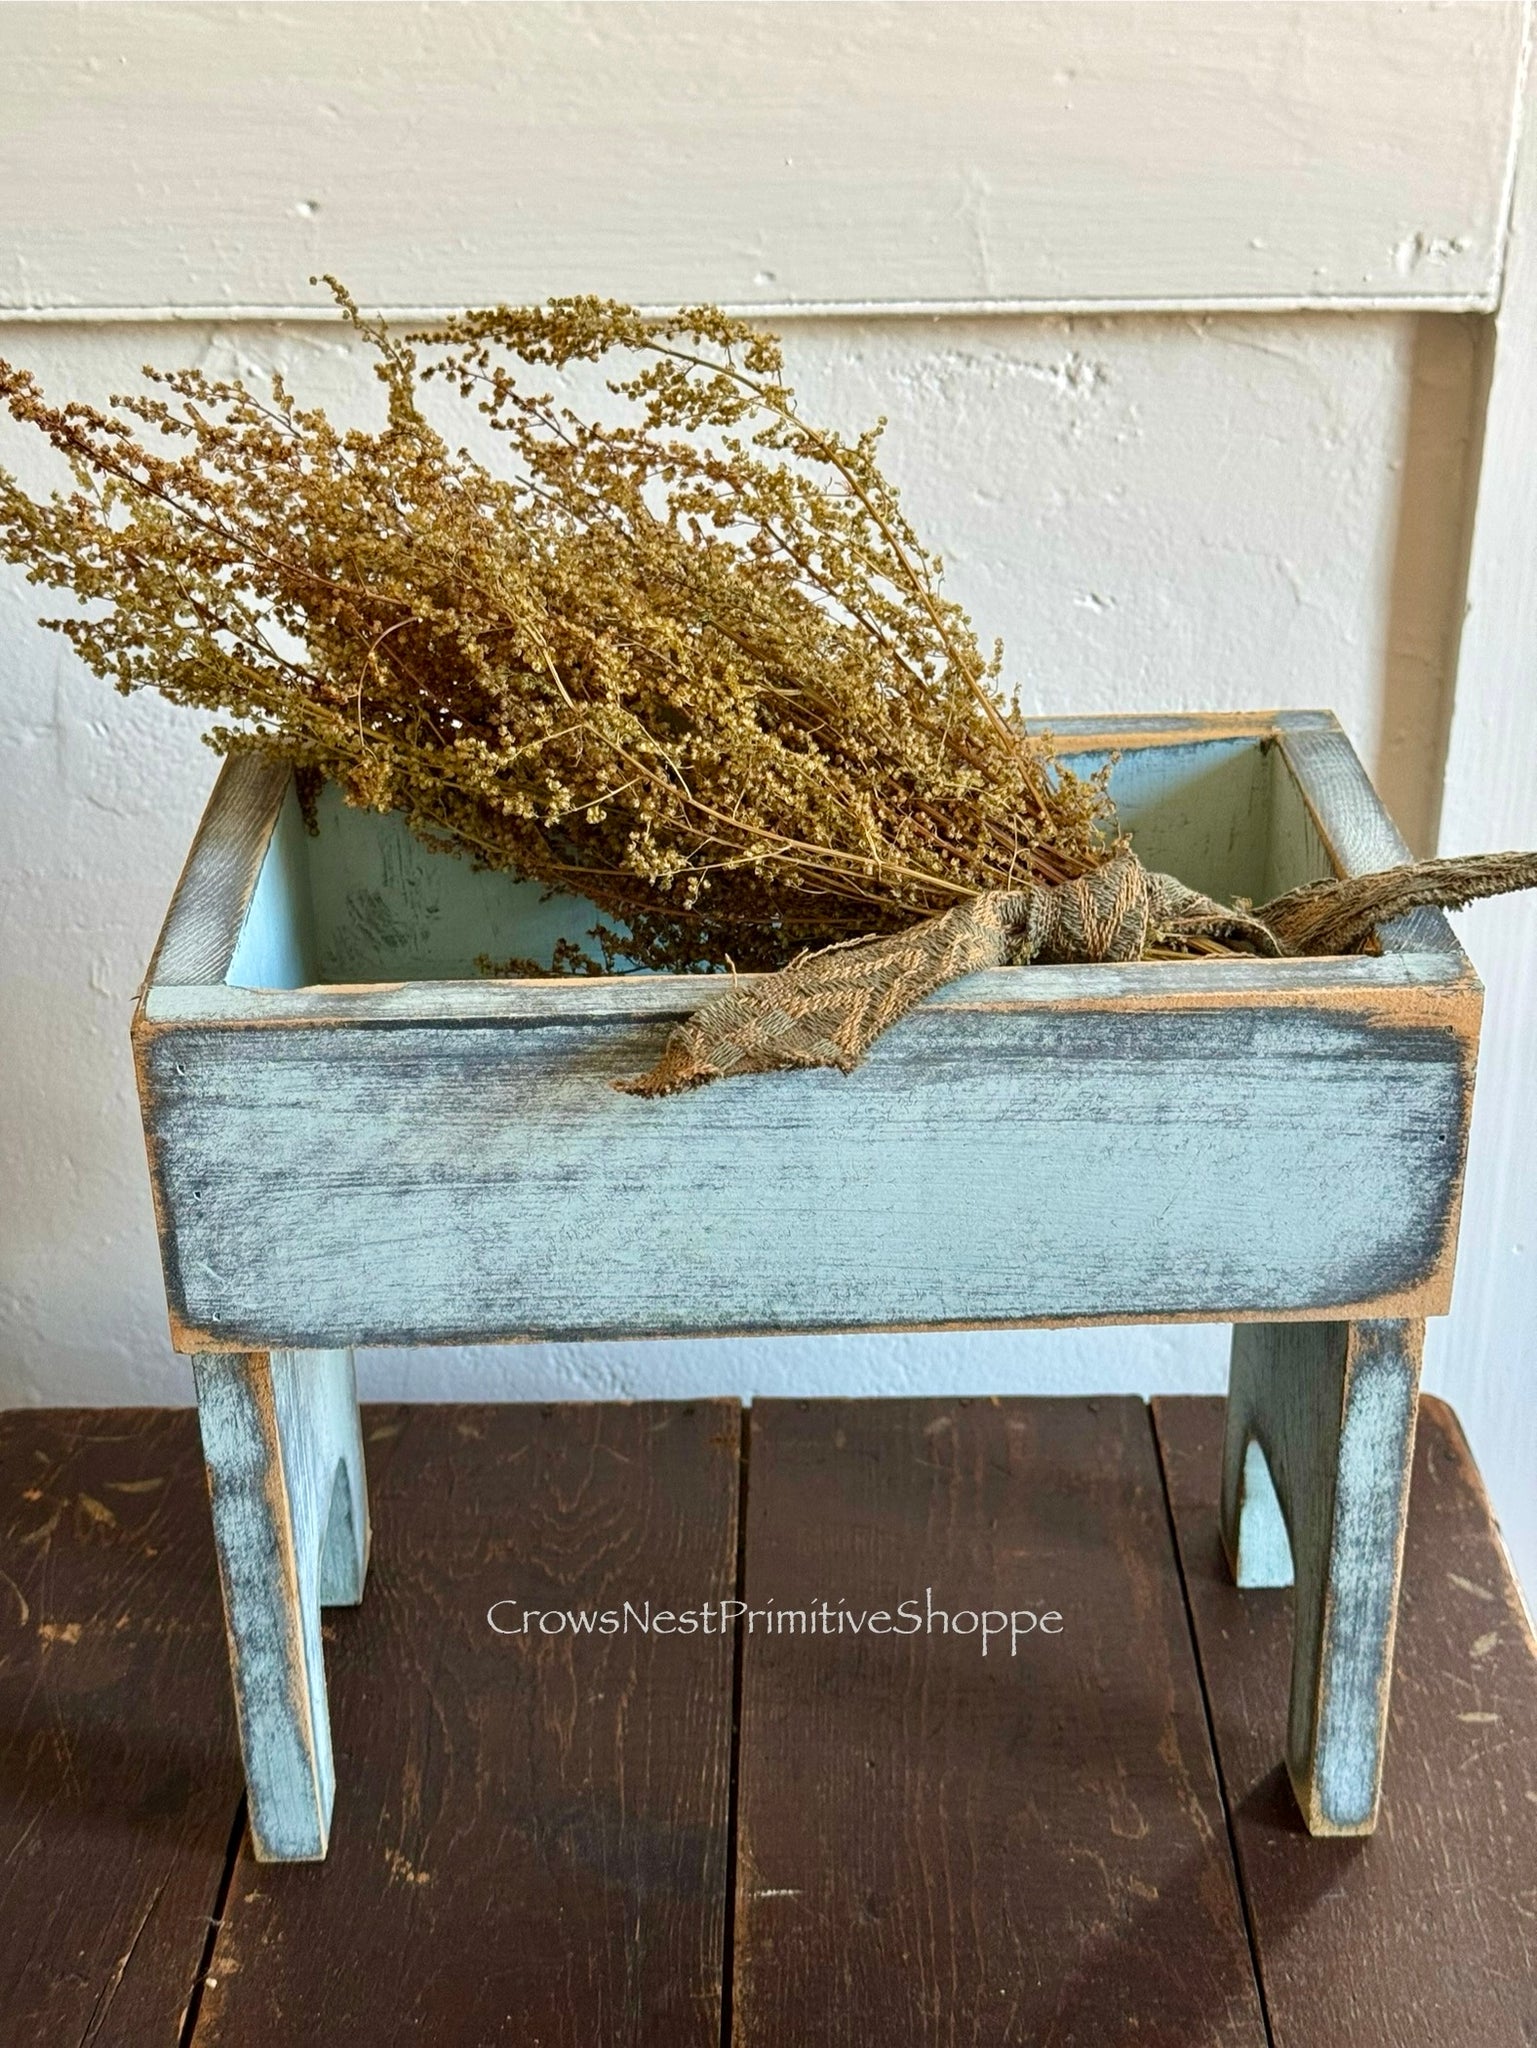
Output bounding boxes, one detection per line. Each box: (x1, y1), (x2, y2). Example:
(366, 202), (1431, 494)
(0, 2), (1524, 318)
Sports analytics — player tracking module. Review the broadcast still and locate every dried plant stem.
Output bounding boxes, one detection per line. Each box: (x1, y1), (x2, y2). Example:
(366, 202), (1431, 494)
(0, 285), (1113, 973)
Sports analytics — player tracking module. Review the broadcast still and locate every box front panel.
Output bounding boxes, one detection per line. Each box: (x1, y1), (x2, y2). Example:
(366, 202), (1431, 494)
(137, 994), (1472, 1349)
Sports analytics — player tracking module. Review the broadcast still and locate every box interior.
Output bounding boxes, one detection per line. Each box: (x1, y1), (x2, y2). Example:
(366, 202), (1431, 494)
(225, 734), (1336, 989)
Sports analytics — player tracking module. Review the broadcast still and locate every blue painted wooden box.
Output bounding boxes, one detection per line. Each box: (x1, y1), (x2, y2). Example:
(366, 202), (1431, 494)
(131, 710), (1481, 1857)
(135, 710), (1477, 1354)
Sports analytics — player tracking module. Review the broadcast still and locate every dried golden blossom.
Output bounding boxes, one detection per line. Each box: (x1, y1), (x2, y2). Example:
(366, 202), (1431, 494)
(0, 282), (1113, 972)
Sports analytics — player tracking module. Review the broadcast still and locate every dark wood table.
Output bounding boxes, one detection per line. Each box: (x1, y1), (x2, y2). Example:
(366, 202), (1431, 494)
(1, 1394), (1532, 2046)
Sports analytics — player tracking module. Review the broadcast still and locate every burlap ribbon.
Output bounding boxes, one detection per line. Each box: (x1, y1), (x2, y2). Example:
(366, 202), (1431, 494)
(618, 848), (1537, 1097)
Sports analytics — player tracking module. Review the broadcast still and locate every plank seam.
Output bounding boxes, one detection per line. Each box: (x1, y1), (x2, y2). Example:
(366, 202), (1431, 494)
(720, 1406), (750, 2048)
(179, 1795), (247, 2048)
(0, 295), (1506, 323)
(1148, 1402), (1277, 2048)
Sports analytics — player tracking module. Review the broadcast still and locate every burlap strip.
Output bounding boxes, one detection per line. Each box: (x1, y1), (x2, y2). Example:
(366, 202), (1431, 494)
(618, 848), (1537, 1098)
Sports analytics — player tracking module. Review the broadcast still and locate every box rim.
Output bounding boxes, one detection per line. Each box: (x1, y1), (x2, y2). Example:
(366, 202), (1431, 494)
(134, 709), (1481, 1031)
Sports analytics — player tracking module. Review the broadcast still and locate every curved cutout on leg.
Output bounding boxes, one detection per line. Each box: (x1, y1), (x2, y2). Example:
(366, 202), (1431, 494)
(320, 1432), (370, 1608)
(1226, 1435), (1294, 1588)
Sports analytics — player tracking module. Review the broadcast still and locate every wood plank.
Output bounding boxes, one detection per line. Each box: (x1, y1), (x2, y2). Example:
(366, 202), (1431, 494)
(730, 1397), (1266, 2046)
(193, 1399), (740, 2045)
(147, 753), (293, 989)
(1153, 1395), (1537, 2047)
(0, 1407), (243, 2042)
(1276, 721), (1463, 957)
(1029, 710), (1330, 745)
(192, 1349), (371, 1861)
(141, 945), (1474, 1029)
(220, 781), (321, 993)
(134, 987), (1475, 1350)
(0, 4), (1522, 316)
(1219, 1319), (1423, 1835)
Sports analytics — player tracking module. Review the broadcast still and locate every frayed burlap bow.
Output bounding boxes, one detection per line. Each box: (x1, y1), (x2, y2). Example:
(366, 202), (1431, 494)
(618, 849), (1537, 1097)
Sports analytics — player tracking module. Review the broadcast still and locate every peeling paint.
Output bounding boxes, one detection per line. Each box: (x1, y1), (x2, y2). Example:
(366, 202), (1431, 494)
(1393, 230), (1473, 276)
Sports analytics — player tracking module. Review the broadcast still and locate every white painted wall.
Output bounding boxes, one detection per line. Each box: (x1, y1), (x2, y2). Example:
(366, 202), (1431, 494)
(0, 3), (1530, 1598)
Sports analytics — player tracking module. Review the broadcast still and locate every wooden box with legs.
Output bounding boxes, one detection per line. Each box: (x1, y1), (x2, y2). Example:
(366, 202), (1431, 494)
(132, 709), (1479, 1858)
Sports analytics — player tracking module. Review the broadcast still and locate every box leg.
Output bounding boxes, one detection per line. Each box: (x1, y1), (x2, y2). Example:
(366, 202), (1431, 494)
(1219, 1318), (1422, 1836)
(193, 1348), (371, 1861)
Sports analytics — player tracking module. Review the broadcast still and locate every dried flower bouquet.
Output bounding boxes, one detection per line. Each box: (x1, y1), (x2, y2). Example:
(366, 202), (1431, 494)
(2, 286), (1532, 1092)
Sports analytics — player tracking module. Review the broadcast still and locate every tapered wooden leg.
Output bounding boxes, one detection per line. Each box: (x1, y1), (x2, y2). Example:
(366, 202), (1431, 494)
(1220, 1317), (1422, 1836)
(193, 1348), (371, 1861)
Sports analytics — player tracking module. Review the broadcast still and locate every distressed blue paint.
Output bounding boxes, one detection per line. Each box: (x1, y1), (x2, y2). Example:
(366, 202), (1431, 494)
(225, 780), (319, 991)
(144, 940), (1473, 1029)
(1057, 736), (1311, 908)
(1314, 1331), (1423, 1827)
(1024, 710), (1338, 741)
(151, 752), (291, 987)
(140, 999), (1469, 1350)
(193, 1347), (370, 1862)
(1277, 724), (1461, 958)
(298, 780), (610, 984)
(1263, 733), (1335, 906)
(1221, 1318), (1422, 1835)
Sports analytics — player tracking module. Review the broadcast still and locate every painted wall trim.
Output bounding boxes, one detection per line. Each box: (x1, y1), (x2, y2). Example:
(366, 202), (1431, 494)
(1, 2), (1525, 317)
(1427, 6), (1537, 1602)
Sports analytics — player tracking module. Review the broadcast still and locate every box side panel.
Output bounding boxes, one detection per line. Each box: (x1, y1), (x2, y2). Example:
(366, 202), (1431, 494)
(1059, 738), (1276, 906)
(1263, 741), (1337, 902)
(1276, 720), (1465, 960)
(302, 781), (604, 982)
(147, 754), (293, 988)
(298, 732), (1282, 983)
(138, 994), (1475, 1349)
(224, 780), (321, 989)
